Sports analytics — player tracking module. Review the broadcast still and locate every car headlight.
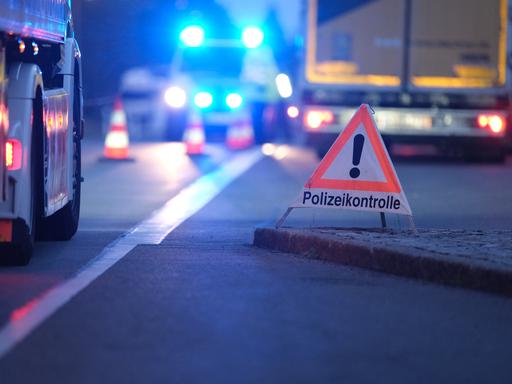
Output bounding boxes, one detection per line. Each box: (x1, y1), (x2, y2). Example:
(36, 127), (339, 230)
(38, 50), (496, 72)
(226, 93), (243, 109)
(164, 86), (186, 108)
(194, 91), (213, 109)
(275, 73), (293, 98)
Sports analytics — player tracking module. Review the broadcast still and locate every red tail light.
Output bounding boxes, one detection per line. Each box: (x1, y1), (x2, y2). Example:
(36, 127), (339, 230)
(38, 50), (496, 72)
(6, 139), (22, 170)
(477, 114), (506, 135)
(305, 110), (334, 129)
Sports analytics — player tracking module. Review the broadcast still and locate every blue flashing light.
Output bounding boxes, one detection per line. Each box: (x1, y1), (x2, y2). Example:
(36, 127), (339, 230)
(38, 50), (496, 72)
(226, 93), (243, 109)
(194, 91), (213, 109)
(180, 25), (205, 47)
(241, 26), (264, 48)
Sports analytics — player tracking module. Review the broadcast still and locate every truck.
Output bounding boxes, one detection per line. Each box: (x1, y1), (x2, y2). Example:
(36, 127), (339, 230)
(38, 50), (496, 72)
(0, 0), (83, 264)
(300, 0), (510, 161)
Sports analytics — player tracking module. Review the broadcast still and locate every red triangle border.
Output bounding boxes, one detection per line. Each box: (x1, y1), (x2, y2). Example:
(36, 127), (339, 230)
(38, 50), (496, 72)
(305, 105), (401, 193)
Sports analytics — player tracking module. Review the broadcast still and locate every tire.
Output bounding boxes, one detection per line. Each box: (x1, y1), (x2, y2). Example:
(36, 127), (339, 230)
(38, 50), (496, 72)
(15, 118), (39, 265)
(37, 76), (82, 241)
(8, 98), (42, 265)
(9, 128), (41, 266)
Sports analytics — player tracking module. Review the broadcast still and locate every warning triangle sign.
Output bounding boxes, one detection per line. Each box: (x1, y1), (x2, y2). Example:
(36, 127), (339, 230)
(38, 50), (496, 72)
(291, 104), (412, 216)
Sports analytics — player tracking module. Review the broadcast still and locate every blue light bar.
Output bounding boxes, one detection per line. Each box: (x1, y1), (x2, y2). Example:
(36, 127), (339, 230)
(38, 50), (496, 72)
(180, 25), (205, 47)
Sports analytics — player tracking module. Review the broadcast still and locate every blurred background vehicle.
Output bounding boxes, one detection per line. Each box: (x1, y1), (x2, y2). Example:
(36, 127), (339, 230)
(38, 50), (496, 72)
(120, 65), (171, 141)
(117, 13), (289, 144)
(162, 25), (263, 142)
(299, 0), (511, 162)
(75, 0), (301, 145)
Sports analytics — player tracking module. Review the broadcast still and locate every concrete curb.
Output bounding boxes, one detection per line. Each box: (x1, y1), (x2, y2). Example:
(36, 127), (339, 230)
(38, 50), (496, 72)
(253, 227), (512, 297)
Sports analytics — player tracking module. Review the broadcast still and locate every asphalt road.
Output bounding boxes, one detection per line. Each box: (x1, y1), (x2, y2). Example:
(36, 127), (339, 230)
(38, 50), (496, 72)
(0, 137), (511, 383)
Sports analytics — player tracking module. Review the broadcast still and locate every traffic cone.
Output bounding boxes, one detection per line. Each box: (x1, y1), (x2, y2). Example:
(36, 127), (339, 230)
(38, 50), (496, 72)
(103, 98), (132, 160)
(183, 110), (205, 155)
(226, 112), (254, 150)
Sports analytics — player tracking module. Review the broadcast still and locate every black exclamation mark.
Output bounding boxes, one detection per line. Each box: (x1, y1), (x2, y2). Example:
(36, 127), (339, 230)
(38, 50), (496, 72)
(349, 134), (365, 179)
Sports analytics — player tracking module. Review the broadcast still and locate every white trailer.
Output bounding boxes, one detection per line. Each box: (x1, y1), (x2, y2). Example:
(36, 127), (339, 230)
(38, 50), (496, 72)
(301, 0), (510, 161)
(0, 0), (83, 264)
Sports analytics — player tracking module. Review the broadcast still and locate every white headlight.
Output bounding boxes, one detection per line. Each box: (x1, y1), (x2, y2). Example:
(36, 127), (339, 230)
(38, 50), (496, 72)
(226, 93), (243, 109)
(164, 86), (186, 108)
(275, 73), (293, 98)
(194, 91), (213, 109)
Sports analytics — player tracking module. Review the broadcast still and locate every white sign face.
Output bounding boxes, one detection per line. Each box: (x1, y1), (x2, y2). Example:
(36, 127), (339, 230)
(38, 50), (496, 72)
(292, 104), (412, 216)
(321, 122), (387, 183)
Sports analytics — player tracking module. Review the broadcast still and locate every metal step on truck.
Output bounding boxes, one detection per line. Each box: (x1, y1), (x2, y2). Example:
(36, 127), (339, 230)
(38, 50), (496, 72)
(0, 0), (83, 264)
(300, 0), (511, 161)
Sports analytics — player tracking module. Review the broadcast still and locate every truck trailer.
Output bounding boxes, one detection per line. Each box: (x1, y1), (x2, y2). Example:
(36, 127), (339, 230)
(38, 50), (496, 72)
(0, 0), (83, 264)
(300, 0), (510, 161)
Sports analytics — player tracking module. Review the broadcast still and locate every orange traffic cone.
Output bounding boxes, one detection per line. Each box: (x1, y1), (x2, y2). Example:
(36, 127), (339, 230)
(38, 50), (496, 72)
(226, 112), (254, 150)
(183, 110), (205, 155)
(103, 98), (132, 160)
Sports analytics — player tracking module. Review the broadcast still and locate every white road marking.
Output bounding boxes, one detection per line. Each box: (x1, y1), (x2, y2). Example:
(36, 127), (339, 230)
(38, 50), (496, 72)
(0, 148), (263, 358)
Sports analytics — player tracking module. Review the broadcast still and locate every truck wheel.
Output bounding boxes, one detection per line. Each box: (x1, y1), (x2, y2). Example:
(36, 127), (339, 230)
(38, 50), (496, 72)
(8, 98), (43, 265)
(12, 136), (37, 265)
(13, 125), (39, 264)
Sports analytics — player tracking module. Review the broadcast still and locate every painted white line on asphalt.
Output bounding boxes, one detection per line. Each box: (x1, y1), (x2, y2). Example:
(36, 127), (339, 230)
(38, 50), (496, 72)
(0, 148), (263, 359)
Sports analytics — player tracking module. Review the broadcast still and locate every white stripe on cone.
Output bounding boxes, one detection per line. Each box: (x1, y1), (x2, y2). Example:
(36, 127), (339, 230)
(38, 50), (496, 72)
(227, 112), (253, 149)
(104, 98), (131, 159)
(183, 110), (205, 154)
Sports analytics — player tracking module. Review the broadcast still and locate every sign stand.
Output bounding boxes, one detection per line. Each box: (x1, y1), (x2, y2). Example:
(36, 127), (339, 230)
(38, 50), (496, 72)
(275, 207), (292, 229)
(275, 104), (416, 232)
(407, 215), (418, 234)
(380, 212), (387, 228)
(275, 207), (416, 231)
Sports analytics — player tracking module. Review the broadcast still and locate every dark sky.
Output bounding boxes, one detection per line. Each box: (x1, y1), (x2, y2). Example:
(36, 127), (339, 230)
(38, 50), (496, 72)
(74, 0), (237, 100)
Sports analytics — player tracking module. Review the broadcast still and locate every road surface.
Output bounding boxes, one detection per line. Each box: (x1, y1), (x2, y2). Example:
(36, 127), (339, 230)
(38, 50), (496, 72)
(0, 136), (511, 383)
